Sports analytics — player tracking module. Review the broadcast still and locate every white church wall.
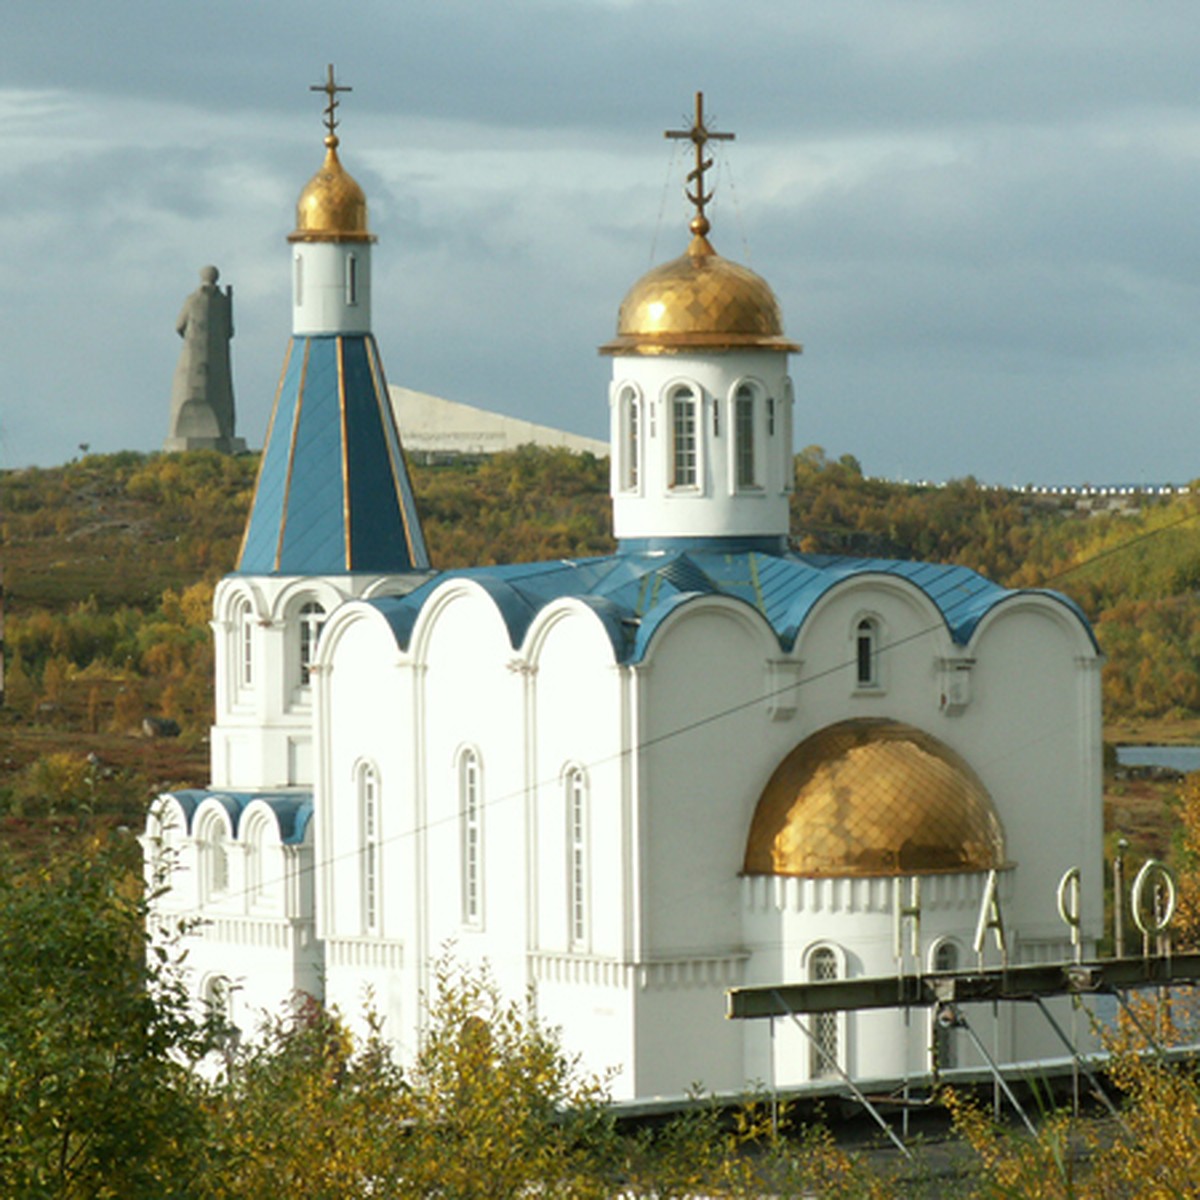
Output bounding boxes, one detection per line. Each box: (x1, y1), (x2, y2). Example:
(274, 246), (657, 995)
(636, 598), (783, 960)
(413, 581), (531, 1008)
(963, 600), (1104, 947)
(521, 601), (636, 1085)
(315, 604), (414, 1047)
(524, 600), (626, 959)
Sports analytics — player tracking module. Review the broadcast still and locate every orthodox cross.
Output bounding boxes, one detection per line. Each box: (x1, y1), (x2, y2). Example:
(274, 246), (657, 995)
(664, 92), (734, 234)
(311, 64), (352, 139)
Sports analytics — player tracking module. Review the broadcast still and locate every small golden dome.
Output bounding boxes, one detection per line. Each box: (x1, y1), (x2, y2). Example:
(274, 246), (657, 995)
(288, 135), (375, 244)
(600, 224), (800, 356)
(744, 719), (1006, 878)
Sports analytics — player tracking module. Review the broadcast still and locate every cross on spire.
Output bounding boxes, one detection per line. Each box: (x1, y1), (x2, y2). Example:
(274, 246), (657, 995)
(311, 63), (352, 142)
(664, 91), (735, 237)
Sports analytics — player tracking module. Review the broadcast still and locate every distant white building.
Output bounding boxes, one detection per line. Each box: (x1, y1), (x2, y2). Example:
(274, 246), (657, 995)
(390, 386), (606, 459)
(146, 82), (1104, 1103)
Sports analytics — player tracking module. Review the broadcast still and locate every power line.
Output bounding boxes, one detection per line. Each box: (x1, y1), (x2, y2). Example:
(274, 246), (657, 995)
(154, 496), (1200, 915)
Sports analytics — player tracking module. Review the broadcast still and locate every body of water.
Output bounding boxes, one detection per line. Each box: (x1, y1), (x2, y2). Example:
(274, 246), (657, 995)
(1115, 745), (1200, 772)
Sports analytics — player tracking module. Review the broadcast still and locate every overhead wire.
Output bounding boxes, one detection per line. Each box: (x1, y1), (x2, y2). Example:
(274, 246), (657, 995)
(151, 492), (1200, 919)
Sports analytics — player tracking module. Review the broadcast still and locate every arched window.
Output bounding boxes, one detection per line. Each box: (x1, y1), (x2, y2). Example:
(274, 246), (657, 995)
(735, 384), (757, 488)
(567, 768), (588, 949)
(460, 750), (483, 926)
(809, 947), (840, 1079)
(359, 763), (380, 933)
(346, 253), (358, 305)
(669, 386), (698, 488)
(856, 618), (879, 688)
(619, 387), (640, 492)
(294, 254), (303, 306)
(235, 597), (254, 690)
(298, 601), (326, 686)
(202, 819), (229, 901)
(244, 815), (265, 907)
(203, 973), (234, 1022)
(932, 940), (959, 1069)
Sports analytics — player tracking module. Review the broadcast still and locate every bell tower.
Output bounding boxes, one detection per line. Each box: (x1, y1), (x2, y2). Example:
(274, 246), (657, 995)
(210, 66), (429, 791)
(600, 94), (801, 552)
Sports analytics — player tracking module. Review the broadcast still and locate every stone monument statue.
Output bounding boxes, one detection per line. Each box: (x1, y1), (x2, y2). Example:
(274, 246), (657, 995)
(164, 265), (246, 453)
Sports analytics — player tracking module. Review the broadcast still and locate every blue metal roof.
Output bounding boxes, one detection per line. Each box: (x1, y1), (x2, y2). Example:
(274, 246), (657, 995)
(162, 789), (314, 845)
(370, 548), (1096, 663)
(237, 334), (429, 575)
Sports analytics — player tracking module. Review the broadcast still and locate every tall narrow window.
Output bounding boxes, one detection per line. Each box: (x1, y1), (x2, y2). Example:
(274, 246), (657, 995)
(735, 384), (756, 488)
(245, 817), (264, 906)
(359, 763), (380, 933)
(294, 254), (303, 306)
(856, 618), (878, 687)
(809, 947), (839, 1079)
(567, 768), (588, 948)
(299, 601), (326, 686)
(670, 387), (697, 488)
(620, 388), (640, 491)
(933, 941), (959, 1069)
(346, 253), (358, 305)
(237, 599), (254, 689)
(460, 751), (482, 926)
(204, 821), (229, 900)
(767, 396), (776, 436)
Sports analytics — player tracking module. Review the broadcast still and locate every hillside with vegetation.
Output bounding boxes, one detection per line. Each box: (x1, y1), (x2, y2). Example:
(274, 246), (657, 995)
(5, 447), (1200, 1194)
(5, 445), (1200, 747)
(2, 444), (1200, 846)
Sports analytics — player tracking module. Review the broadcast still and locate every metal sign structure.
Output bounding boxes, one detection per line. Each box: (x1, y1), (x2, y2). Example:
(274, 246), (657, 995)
(726, 862), (1200, 1143)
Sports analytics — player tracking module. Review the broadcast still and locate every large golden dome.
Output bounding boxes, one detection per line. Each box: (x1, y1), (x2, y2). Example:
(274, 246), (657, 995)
(744, 719), (1006, 878)
(600, 224), (800, 356)
(289, 135), (375, 244)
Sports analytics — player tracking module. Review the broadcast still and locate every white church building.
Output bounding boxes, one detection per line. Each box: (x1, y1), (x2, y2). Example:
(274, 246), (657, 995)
(146, 79), (1104, 1103)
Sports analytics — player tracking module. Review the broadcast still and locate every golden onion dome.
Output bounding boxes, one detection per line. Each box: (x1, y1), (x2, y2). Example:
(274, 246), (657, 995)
(744, 719), (1006, 878)
(600, 218), (800, 356)
(288, 135), (375, 244)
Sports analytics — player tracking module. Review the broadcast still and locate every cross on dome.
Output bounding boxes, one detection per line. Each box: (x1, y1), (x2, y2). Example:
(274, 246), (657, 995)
(311, 63), (352, 145)
(664, 92), (735, 238)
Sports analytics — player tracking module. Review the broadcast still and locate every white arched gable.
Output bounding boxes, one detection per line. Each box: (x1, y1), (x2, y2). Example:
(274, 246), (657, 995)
(407, 578), (522, 667)
(193, 795), (237, 841)
(193, 798), (237, 904)
(145, 793), (192, 845)
(361, 574), (433, 602)
(967, 592), (1099, 661)
(638, 592), (781, 668)
(520, 597), (622, 671)
(269, 576), (346, 626)
(239, 800), (282, 848)
(239, 801), (281, 911)
(796, 573), (955, 663)
(313, 599), (402, 675)
(213, 577), (267, 626)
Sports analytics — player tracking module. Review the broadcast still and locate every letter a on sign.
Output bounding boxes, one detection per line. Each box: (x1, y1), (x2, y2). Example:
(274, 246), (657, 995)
(973, 869), (1008, 967)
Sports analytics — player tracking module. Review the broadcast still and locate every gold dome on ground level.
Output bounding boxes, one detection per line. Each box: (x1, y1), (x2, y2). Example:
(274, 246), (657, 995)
(288, 137), (375, 244)
(599, 233), (800, 356)
(744, 719), (1006, 878)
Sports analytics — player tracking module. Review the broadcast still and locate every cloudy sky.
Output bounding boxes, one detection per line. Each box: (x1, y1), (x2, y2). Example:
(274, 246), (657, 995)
(3, 1), (1200, 485)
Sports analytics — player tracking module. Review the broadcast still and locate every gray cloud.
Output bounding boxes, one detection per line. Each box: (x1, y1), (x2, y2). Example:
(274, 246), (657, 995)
(3, 1), (1200, 484)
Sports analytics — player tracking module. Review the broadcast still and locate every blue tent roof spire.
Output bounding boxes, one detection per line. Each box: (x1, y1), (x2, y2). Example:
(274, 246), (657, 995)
(237, 333), (429, 575)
